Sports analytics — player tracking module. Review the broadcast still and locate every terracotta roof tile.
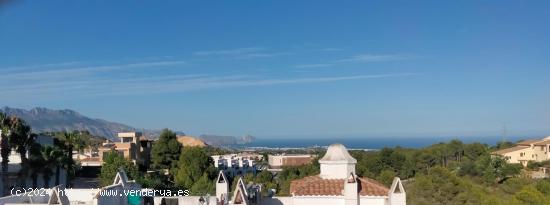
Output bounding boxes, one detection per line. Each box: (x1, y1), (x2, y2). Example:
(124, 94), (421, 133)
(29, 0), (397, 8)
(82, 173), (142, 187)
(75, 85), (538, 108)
(290, 175), (389, 197)
(491, 146), (529, 155)
(357, 177), (390, 196)
(534, 140), (550, 146)
(517, 139), (542, 146)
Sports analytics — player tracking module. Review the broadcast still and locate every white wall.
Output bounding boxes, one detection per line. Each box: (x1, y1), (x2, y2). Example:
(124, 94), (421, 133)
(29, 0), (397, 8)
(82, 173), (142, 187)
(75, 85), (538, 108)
(359, 196), (387, 205)
(293, 197), (345, 205)
(63, 188), (99, 204)
(95, 184), (128, 205)
(320, 163), (355, 179)
(0, 192), (50, 205)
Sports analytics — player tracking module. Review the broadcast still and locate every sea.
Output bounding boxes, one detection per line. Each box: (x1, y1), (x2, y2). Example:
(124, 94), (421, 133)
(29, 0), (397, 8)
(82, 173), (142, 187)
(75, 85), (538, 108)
(241, 135), (528, 150)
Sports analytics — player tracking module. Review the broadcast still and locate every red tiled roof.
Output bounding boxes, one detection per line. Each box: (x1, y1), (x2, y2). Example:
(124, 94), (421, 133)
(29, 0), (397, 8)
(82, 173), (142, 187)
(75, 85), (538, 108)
(357, 177), (391, 196)
(517, 139), (542, 146)
(534, 140), (550, 146)
(491, 146), (529, 155)
(290, 175), (389, 196)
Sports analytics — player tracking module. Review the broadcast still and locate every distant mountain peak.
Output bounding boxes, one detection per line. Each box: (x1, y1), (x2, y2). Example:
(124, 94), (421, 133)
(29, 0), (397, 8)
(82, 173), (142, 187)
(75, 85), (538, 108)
(0, 106), (136, 140)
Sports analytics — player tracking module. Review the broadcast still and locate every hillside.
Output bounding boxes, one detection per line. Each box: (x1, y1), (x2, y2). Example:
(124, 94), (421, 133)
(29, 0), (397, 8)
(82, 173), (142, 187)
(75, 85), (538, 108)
(0, 107), (254, 146)
(199, 134), (256, 146)
(1, 107), (139, 140)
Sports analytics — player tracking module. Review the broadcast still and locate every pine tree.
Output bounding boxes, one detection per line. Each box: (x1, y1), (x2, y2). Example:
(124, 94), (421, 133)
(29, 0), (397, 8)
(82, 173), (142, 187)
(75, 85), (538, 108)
(150, 129), (182, 170)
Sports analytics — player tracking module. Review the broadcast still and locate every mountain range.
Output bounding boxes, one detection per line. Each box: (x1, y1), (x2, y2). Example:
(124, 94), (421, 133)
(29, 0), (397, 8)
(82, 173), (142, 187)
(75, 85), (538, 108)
(0, 107), (152, 140)
(0, 107), (255, 145)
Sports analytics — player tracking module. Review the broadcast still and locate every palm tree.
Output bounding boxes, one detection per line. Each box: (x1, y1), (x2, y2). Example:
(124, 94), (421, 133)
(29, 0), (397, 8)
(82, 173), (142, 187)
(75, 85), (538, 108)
(8, 118), (34, 165)
(73, 131), (91, 160)
(55, 150), (71, 186)
(56, 131), (82, 186)
(0, 112), (12, 196)
(25, 142), (44, 188)
(40, 145), (62, 187)
(5, 117), (36, 189)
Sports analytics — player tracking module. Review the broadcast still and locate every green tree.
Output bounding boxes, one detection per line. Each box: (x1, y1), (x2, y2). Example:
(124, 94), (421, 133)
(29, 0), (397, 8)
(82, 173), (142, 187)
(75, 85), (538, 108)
(25, 142), (44, 188)
(463, 143), (487, 161)
(407, 166), (479, 204)
(174, 147), (212, 189)
(56, 131), (86, 185)
(138, 172), (172, 190)
(535, 179), (550, 195)
(39, 145), (65, 187)
(255, 171), (273, 184)
(500, 178), (531, 194)
(243, 173), (255, 183)
(100, 151), (139, 186)
(514, 186), (545, 205)
(189, 174), (215, 195)
(377, 169), (397, 186)
(0, 112), (11, 195)
(0, 115), (37, 190)
(150, 129), (182, 170)
(447, 139), (464, 162)
(482, 156), (522, 184)
(8, 118), (34, 165)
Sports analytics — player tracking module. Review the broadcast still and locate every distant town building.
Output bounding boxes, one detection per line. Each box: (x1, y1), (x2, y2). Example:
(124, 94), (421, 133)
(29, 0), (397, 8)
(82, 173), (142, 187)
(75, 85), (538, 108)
(268, 154), (314, 169)
(211, 153), (261, 177)
(82, 132), (153, 168)
(492, 136), (550, 166)
(176, 135), (207, 147)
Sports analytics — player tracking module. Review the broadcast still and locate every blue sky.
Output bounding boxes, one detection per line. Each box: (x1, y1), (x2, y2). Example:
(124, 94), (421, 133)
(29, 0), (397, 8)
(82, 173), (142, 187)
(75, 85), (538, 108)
(1, 1), (550, 138)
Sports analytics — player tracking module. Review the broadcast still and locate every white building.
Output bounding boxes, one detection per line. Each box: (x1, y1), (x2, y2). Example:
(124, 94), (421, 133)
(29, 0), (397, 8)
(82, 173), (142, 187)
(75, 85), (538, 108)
(268, 154), (314, 169)
(212, 154), (259, 177)
(492, 136), (550, 166)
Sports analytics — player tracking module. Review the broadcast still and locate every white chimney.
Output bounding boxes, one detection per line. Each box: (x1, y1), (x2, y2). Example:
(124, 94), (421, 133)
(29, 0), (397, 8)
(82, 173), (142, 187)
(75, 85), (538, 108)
(319, 144), (357, 179)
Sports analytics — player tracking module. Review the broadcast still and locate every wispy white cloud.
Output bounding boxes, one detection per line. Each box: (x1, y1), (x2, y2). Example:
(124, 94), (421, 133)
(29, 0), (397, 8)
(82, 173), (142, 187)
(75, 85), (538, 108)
(0, 60), (187, 81)
(193, 47), (264, 56)
(294, 63), (334, 68)
(0, 72), (416, 99)
(338, 54), (415, 62)
(193, 47), (291, 59)
(0, 61), (84, 72)
(318, 48), (343, 52)
(293, 53), (415, 70)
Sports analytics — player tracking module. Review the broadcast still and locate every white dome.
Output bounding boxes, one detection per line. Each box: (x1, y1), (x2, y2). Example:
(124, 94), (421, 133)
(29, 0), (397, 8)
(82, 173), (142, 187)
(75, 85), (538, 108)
(543, 136), (550, 140)
(319, 143), (357, 164)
